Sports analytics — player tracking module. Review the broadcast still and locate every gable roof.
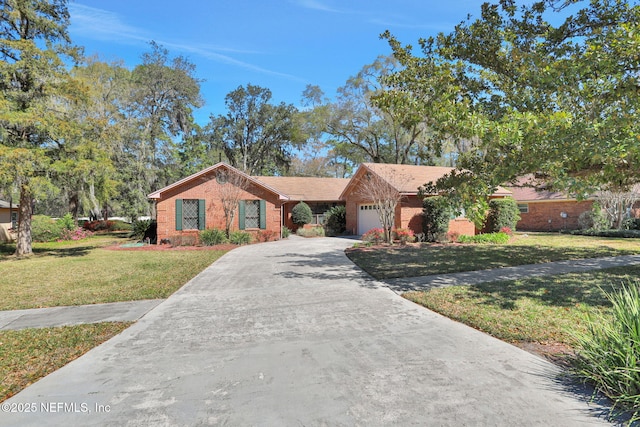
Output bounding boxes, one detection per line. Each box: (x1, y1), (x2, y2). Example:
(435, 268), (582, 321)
(255, 176), (350, 201)
(340, 163), (512, 199)
(147, 163), (289, 200)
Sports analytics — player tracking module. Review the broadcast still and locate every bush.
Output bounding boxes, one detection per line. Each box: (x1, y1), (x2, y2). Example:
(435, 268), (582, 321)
(31, 215), (63, 242)
(362, 228), (385, 244)
(572, 282), (640, 421)
(255, 230), (278, 242)
(457, 232), (510, 244)
(422, 196), (452, 242)
(394, 228), (415, 244)
(282, 226), (291, 238)
(129, 220), (157, 243)
(623, 218), (640, 231)
(56, 213), (75, 231)
(446, 230), (460, 243)
(199, 228), (228, 246)
(292, 202), (313, 226)
(169, 234), (197, 247)
(296, 226), (325, 238)
(229, 230), (252, 245)
(83, 220), (118, 232)
(59, 227), (93, 241)
(569, 229), (640, 238)
(578, 202), (609, 231)
(485, 198), (520, 233)
(324, 205), (346, 236)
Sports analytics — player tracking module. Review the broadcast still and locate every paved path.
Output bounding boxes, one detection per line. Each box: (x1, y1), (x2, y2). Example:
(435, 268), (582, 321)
(0, 300), (163, 331)
(386, 254), (640, 292)
(2, 238), (615, 425)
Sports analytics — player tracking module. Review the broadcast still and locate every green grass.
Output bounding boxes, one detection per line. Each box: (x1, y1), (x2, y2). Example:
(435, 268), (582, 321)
(0, 234), (229, 310)
(404, 266), (639, 346)
(346, 232), (640, 279)
(0, 323), (131, 401)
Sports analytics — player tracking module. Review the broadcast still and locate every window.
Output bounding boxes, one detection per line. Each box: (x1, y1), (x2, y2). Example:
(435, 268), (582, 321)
(10, 212), (17, 229)
(239, 200), (266, 229)
(175, 199), (205, 230)
(518, 204), (529, 214)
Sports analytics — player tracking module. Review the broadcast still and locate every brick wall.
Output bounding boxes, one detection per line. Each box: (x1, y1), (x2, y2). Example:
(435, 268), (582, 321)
(516, 200), (593, 231)
(155, 176), (283, 243)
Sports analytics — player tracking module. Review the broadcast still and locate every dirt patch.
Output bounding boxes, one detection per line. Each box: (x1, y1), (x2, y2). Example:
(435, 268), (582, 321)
(514, 341), (576, 368)
(105, 243), (238, 251)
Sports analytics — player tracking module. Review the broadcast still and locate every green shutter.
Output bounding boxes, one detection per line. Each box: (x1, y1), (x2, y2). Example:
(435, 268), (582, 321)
(238, 201), (245, 230)
(198, 199), (206, 230)
(175, 199), (183, 231)
(259, 200), (266, 229)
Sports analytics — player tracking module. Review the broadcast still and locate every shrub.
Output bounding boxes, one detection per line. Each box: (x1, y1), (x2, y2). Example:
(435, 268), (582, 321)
(256, 229), (278, 242)
(394, 228), (415, 244)
(199, 228), (228, 246)
(362, 228), (385, 244)
(130, 219), (157, 241)
(169, 234), (197, 247)
(229, 230), (252, 245)
(569, 229), (640, 238)
(485, 198), (520, 233)
(83, 220), (117, 232)
(572, 282), (640, 421)
(282, 226), (291, 238)
(578, 202), (609, 231)
(457, 232), (510, 244)
(324, 205), (346, 236)
(422, 196), (452, 242)
(31, 215), (63, 242)
(291, 201), (313, 226)
(56, 213), (75, 231)
(59, 227), (93, 241)
(296, 226), (325, 238)
(446, 230), (460, 243)
(623, 218), (640, 231)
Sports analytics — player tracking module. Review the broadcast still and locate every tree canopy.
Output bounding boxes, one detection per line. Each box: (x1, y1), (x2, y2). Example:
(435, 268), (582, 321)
(382, 0), (640, 208)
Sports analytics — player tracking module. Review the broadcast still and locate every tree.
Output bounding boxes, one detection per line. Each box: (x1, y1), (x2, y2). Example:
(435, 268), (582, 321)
(383, 0), (640, 211)
(211, 168), (250, 238)
(596, 188), (640, 230)
(422, 196), (452, 242)
(0, 0), (81, 256)
(356, 169), (408, 243)
(208, 84), (304, 175)
(318, 56), (440, 166)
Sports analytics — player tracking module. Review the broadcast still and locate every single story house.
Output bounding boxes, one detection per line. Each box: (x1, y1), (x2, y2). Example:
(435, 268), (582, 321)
(505, 176), (594, 231)
(0, 200), (18, 243)
(148, 162), (511, 243)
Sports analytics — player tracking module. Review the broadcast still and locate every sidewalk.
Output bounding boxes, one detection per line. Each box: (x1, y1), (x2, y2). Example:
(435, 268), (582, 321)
(384, 254), (640, 293)
(0, 299), (164, 331)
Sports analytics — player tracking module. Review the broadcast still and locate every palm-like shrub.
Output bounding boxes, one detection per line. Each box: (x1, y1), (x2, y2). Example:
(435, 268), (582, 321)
(572, 281), (640, 421)
(199, 228), (228, 245)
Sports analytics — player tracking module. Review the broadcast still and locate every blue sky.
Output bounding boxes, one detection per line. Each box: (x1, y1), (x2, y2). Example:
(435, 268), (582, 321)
(68, 0), (486, 125)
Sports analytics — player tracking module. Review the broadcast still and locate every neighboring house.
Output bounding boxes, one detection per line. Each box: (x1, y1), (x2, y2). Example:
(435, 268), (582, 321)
(148, 163), (349, 243)
(505, 176), (594, 231)
(340, 163), (511, 236)
(0, 200), (18, 243)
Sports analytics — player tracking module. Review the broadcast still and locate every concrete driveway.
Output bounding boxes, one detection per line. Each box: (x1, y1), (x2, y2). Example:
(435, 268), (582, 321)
(2, 237), (611, 426)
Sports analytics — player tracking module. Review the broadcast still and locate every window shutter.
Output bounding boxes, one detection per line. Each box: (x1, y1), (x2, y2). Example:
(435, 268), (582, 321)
(198, 199), (206, 230)
(259, 200), (266, 229)
(175, 199), (183, 231)
(238, 201), (245, 230)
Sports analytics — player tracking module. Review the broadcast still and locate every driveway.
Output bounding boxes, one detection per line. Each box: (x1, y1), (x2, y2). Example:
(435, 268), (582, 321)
(2, 237), (611, 426)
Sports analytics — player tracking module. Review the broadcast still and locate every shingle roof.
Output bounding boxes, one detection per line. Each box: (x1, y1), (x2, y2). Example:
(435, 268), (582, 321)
(344, 163), (512, 197)
(254, 176), (351, 201)
(0, 200), (18, 209)
(504, 175), (583, 202)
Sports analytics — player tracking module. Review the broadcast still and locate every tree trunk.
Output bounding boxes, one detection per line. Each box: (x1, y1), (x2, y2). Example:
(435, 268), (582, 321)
(15, 185), (33, 257)
(68, 191), (79, 225)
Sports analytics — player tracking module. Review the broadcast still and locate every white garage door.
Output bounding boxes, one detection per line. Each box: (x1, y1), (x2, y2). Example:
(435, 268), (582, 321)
(358, 204), (382, 235)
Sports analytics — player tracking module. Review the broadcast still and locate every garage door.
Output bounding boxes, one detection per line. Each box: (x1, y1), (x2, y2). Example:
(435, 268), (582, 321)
(358, 204), (382, 235)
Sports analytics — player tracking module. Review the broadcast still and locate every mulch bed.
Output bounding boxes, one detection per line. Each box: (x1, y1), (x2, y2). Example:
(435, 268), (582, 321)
(104, 243), (239, 251)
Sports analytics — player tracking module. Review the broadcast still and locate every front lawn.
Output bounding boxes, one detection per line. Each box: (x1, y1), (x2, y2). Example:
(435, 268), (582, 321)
(0, 235), (230, 310)
(346, 232), (640, 279)
(403, 265), (640, 362)
(0, 322), (131, 401)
